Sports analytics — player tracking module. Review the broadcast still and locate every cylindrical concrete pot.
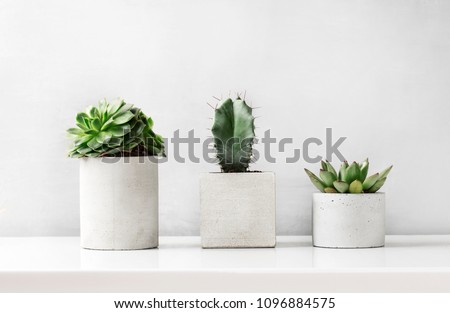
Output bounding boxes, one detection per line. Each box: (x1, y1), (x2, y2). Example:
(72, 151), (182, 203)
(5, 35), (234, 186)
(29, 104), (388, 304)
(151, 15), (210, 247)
(312, 193), (385, 249)
(80, 156), (159, 250)
(200, 172), (276, 248)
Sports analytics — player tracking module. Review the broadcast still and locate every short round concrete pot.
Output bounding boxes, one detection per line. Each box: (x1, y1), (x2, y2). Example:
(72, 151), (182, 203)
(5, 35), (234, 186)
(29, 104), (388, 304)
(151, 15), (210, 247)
(312, 193), (385, 249)
(80, 156), (159, 250)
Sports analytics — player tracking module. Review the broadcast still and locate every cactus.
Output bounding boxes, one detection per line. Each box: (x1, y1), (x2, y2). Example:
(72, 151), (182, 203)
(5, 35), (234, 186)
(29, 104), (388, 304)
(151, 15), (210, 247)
(305, 159), (392, 193)
(67, 98), (164, 157)
(211, 96), (256, 172)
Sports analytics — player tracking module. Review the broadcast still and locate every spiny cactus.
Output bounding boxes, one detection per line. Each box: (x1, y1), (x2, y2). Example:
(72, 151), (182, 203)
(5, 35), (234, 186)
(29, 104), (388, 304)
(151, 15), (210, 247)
(67, 98), (164, 158)
(305, 159), (392, 193)
(211, 96), (256, 172)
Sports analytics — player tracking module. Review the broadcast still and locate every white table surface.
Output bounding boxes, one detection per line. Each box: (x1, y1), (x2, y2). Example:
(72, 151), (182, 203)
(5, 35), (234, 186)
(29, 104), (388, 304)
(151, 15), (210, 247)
(0, 236), (449, 292)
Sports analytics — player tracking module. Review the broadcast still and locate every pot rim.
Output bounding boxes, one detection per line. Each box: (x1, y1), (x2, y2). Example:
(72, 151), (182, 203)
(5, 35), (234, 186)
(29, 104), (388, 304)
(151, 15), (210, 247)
(203, 171), (274, 174)
(312, 192), (385, 196)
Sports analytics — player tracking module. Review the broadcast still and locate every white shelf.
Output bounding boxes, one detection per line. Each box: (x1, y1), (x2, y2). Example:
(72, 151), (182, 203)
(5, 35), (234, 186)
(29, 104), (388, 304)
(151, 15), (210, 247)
(0, 236), (449, 292)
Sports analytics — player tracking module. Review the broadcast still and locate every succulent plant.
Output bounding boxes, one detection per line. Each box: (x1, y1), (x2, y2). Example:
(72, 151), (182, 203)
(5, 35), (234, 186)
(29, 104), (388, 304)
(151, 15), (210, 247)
(211, 96), (256, 172)
(67, 98), (164, 158)
(305, 159), (392, 193)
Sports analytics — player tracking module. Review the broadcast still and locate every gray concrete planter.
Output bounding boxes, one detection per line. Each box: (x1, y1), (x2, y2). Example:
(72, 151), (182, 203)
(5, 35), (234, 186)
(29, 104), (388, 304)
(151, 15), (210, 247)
(312, 193), (385, 249)
(80, 157), (159, 250)
(200, 172), (276, 248)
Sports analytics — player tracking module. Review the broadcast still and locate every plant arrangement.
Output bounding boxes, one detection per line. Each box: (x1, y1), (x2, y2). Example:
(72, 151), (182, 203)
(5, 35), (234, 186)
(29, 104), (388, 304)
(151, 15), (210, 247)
(67, 98), (165, 158)
(211, 96), (256, 172)
(305, 159), (393, 194)
(201, 95), (275, 248)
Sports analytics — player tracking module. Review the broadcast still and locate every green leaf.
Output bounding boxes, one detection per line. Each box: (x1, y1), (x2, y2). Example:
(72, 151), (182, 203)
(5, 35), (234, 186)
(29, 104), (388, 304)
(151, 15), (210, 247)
(379, 165), (393, 180)
(67, 128), (83, 136)
(367, 177), (387, 193)
(338, 161), (348, 181)
(106, 137), (123, 147)
(147, 117), (154, 128)
(124, 141), (139, 151)
(68, 150), (82, 158)
(345, 162), (360, 184)
(76, 112), (89, 125)
(114, 103), (134, 116)
(134, 121), (146, 136)
(96, 131), (112, 144)
(112, 111), (134, 125)
(155, 134), (164, 144)
(88, 106), (99, 119)
(320, 169), (336, 187)
(304, 168), (326, 192)
(91, 118), (101, 132)
(325, 161), (337, 178)
(101, 148), (121, 156)
(87, 137), (102, 150)
(333, 181), (349, 193)
(108, 98), (124, 115)
(360, 158), (369, 182)
(109, 124), (131, 137)
(86, 151), (101, 157)
(349, 180), (363, 193)
(362, 173), (380, 190)
(77, 146), (92, 155)
(74, 135), (92, 146)
(321, 160), (327, 170)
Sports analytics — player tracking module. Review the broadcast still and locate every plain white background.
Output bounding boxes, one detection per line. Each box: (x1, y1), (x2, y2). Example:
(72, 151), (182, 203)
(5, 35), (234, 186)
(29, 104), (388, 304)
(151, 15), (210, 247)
(0, 0), (449, 236)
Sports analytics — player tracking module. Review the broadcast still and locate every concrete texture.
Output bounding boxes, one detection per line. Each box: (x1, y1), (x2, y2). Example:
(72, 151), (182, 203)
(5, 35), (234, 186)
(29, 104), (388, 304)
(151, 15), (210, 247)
(80, 157), (159, 250)
(312, 193), (385, 248)
(200, 172), (276, 248)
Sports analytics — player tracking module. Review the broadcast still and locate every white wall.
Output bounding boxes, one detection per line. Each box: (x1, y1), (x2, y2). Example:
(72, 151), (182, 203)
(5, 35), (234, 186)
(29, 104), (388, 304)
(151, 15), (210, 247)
(0, 0), (449, 236)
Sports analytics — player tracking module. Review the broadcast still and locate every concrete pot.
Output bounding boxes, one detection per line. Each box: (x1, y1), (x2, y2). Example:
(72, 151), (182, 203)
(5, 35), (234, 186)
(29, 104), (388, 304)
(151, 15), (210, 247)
(80, 156), (159, 250)
(312, 193), (385, 249)
(200, 172), (276, 248)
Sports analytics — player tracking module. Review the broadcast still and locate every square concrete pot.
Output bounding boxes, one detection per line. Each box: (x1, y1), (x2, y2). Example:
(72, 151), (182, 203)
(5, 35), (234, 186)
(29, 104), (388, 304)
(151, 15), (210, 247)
(200, 172), (276, 248)
(80, 156), (159, 250)
(312, 193), (385, 249)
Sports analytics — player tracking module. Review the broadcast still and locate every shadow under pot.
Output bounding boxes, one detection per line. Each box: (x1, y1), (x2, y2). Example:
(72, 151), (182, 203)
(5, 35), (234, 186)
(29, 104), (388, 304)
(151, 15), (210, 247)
(200, 172), (276, 249)
(312, 193), (385, 249)
(79, 156), (159, 250)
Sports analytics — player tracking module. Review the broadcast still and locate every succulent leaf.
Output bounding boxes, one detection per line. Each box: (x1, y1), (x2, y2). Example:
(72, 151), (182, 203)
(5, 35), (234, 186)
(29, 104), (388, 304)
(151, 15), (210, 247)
(112, 111), (135, 125)
(67, 98), (164, 157)
(320, 169), (337, 187)
(360, 158), (369, 182)
(349, 180), (363, 193)
(333, 180), (349, 193)
(362, 173), (379, 190)
(367, 177), (387, 193)
(344, 162), (360, 184)
(338, 161), (348, 181)
(325, 160), (338, 178)
(379, 165), (393, 180)
(304, 168), (326, 192)
(305, 159), (392, 193)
